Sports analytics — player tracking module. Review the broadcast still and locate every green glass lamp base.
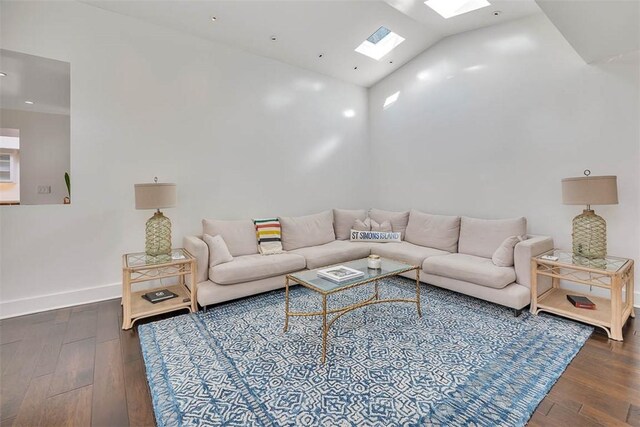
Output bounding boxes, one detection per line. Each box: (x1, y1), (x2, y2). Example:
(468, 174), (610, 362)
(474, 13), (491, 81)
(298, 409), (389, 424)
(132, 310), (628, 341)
(572, 209), (606, 259)
(145, 210), (172, 256)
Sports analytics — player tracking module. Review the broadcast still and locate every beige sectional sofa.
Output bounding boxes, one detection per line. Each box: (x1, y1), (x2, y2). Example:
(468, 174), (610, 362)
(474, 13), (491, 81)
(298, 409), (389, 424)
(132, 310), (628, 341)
(184, 208), (553, 314)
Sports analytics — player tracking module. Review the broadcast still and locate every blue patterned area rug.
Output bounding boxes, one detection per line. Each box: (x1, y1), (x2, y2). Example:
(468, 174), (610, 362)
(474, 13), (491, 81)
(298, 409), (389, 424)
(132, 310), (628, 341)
(139, 277), (592, 426)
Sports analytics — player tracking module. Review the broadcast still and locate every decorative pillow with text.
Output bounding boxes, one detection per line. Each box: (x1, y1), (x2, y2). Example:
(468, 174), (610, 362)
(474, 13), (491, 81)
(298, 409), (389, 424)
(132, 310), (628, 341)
(350, 229), (401, 243)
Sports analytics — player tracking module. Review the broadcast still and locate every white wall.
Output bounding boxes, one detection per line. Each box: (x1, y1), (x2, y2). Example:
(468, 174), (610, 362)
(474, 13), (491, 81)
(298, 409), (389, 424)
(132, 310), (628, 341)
(0, 1), (370, 317)
(369, 15), (639, 300)
(0, 109), (70, 204)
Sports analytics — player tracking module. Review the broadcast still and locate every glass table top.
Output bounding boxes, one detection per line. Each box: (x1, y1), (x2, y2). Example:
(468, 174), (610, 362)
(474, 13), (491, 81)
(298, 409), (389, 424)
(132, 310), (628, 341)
(288, 257), (417, 293)
(125, 248), (192, 268)
(536, 249), (629, 273)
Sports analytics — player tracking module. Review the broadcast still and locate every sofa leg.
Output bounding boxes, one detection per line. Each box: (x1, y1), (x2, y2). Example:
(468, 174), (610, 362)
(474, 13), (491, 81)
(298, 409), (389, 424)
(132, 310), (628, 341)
(203, 305), (208, 313)
(513, 308), (522, 317)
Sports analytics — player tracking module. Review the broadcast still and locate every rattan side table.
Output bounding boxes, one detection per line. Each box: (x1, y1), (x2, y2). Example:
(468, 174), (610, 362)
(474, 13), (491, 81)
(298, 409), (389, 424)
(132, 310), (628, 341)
(121, 248), (197, 329)
(531, 249), (635, 341)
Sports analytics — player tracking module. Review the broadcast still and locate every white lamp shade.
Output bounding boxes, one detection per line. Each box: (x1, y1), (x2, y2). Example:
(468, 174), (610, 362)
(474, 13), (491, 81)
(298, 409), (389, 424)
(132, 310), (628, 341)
(134, 183), (176, 209)
(561, 175), (618, 205)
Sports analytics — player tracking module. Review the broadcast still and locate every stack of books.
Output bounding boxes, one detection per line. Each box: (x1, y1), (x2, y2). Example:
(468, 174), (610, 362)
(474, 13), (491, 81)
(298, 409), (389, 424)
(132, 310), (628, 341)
(317, 266), (364, 283)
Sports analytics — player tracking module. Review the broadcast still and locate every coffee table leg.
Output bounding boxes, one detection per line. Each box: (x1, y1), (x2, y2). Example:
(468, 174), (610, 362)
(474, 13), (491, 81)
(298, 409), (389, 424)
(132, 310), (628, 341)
(416, 268), (422, 318)
(322, 294), (327, 364)
(284, 276), (290, 332)
(374, 280), (379, 300)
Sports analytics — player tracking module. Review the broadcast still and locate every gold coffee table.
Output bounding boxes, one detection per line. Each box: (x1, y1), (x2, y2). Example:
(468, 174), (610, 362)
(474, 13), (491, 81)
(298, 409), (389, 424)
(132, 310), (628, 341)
(285, 258), (421, 363)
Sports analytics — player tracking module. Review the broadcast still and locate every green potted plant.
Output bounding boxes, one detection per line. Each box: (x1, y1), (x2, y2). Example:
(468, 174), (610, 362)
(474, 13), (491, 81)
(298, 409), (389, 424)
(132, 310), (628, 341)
(64, 172), (70, 204)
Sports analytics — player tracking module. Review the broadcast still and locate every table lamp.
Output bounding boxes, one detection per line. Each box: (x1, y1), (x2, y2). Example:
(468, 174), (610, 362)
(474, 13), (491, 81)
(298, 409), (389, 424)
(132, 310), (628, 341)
(134, 177), (176, 256)
(562, 170), (618, 259)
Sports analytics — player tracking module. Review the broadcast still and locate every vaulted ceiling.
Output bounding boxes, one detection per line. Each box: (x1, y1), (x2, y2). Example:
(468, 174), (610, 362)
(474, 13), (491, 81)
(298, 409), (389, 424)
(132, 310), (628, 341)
(84, 0), (542, 87)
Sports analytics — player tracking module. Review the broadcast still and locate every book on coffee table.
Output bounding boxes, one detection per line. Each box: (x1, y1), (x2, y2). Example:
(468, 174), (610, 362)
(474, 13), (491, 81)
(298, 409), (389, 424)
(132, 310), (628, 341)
(317, 265), (364, 283)
(567, 294), (596, 309)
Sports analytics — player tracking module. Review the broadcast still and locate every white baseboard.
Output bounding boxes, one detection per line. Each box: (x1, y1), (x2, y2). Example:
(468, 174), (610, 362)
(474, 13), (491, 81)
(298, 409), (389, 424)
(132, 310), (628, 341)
(0, 282), (122, 319)
(0, 284), (638, 320)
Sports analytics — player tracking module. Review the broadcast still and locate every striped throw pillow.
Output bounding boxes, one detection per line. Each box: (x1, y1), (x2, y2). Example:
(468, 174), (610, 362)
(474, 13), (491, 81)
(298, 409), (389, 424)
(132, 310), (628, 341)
(253, 218), (284, 255)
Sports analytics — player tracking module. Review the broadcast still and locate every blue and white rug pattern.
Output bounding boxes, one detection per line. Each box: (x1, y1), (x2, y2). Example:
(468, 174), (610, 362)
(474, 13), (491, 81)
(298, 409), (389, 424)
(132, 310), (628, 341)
(139, 277), (592, 426)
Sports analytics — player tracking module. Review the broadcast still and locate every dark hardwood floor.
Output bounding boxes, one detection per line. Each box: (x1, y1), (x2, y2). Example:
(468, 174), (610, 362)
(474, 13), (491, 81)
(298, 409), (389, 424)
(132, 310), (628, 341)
(0, 299), (638, 426)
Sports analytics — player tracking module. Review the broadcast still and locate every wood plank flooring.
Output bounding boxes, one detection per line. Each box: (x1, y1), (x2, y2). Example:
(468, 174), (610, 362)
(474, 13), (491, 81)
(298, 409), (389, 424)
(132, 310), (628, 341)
(0, 299), (637, 426)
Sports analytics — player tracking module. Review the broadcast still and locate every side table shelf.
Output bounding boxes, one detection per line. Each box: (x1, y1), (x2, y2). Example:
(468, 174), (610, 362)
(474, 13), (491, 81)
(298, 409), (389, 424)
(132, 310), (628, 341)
(531, 249), (635, 341)
(122, 248), (197, 330)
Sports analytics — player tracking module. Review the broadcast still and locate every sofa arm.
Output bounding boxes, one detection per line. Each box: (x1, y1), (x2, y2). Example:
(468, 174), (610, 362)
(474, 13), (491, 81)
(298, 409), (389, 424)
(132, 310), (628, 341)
(514, 235), (554, 291)
(184, 235), (209, 284)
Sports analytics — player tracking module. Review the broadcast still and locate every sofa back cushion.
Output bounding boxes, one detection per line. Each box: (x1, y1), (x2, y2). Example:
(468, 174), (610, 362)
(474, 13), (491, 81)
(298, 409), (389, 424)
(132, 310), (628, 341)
(202, 219), (258, 257)
(280, 210), (335, 250)
(458, 216), (527, 259)
(369, 208), (410, 239)
(404, 210), (461, 253)
(333, 209), (367, 240)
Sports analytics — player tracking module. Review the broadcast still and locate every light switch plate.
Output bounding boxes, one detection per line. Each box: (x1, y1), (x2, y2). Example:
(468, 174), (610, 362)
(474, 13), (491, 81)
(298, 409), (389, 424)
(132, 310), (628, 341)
(37, 185), (51, 194)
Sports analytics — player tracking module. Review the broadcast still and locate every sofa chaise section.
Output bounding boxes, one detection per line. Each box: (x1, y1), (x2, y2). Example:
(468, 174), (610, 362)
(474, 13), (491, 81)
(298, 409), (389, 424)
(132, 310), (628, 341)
(420, 214), (553, 310)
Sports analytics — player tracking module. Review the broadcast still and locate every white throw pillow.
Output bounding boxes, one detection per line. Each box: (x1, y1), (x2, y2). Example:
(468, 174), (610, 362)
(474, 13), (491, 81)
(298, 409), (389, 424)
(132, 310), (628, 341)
(371, 219), (392, 232)
(492, 235), (526, 267)
(203, 234), (234, 267)
(353, 217), (371, 231)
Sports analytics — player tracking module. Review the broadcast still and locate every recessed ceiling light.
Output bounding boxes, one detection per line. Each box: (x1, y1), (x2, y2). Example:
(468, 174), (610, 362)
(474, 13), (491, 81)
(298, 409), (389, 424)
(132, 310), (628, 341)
(493, 10), (501, 16)
(354, 66), (358, 70)
(210, 16), (217, 22)
(0, 72), (6, 77)
(355, 26), (405, 61)
(425, 0), (491, 19)
(318, 54), (324, 58)
(343, 109), (355, 118)
(25, 101), (34, 105)
(271, 36), (277, 41)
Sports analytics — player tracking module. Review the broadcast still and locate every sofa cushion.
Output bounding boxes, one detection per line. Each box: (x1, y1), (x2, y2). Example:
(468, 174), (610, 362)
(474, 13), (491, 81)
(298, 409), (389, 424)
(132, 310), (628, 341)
(202, 219), (258, 257)
(280, 211), (335, 251)
(290, 240), (371, 269)
(423, 253), (516, 289)
(404, 210), (461, 252)
(209, 253), (306, 285)
(371, 241), (449, 268)
(458, 216), (527, 259)
(369, 208), (410, 239)
(333, 209), (367, 240)
(202, 234), (233, 267)
(492, 235), (525, 267)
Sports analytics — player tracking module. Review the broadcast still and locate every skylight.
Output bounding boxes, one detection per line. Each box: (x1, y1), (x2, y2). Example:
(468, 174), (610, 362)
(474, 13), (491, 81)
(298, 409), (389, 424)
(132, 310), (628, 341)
(424, 0), (491, 19)
(355, 26), (405, 61)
